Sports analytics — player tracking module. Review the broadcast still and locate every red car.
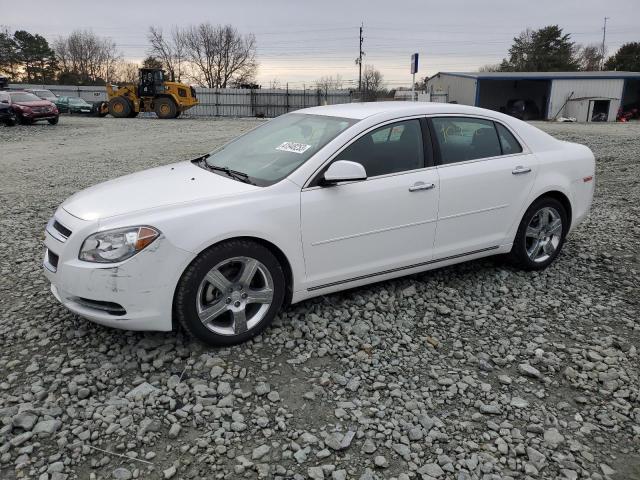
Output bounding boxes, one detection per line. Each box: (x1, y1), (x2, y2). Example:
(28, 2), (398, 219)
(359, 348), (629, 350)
(5, 91), (59, 125)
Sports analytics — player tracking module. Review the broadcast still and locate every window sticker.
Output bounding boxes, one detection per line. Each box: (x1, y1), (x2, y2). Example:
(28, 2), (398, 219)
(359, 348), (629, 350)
(276, 141), (312, 154)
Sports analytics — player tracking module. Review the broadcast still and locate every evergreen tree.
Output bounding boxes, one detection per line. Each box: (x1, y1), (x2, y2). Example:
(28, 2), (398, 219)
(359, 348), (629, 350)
(500, 26), (579, 72)
(605, 42), (640, 71)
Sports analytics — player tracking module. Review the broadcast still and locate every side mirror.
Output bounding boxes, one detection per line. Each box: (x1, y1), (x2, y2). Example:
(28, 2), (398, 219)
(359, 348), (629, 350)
(322, 160), (367, 185)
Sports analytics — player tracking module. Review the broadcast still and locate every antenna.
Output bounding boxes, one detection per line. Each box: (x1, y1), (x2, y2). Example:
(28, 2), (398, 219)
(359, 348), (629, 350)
(601, 16), (609, 70)
(356, 23), (364, 93)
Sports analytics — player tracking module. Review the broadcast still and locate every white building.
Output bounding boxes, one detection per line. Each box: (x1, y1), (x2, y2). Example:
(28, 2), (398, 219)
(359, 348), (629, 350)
(426, 71), (640, 122)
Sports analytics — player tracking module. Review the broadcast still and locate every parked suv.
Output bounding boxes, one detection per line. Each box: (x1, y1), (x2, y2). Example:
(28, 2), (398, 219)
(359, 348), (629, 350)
(0, 92), (17, 126)
(25, 88), (57, 102)
(7, 91), (59, 125)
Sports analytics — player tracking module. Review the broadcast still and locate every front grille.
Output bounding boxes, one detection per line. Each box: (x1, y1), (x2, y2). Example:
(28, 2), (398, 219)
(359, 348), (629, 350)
(44, 248), (59, 272)
(46, 218), (72, 243)
(53, 220), (72, 238)
(48, 250), (59, 269)
(73, 297), (127, 316)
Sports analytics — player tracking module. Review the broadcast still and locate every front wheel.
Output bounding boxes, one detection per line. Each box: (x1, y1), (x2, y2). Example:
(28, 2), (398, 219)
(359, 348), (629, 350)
(154, 97), (177, 119)
(508, 197), (568, 270)
(48, 116), (59, 125)
(174, 240), (286, 346)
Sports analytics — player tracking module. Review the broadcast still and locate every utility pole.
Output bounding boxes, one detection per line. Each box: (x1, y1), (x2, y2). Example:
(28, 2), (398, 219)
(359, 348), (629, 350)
(357, 23), (364, 93)
(601, 16), (609, 70)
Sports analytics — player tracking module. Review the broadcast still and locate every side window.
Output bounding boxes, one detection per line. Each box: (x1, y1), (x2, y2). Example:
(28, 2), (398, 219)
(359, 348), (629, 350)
(431, 117), (502, 164)
(495, 123), (523, 155)
(334, 119), (424, 177)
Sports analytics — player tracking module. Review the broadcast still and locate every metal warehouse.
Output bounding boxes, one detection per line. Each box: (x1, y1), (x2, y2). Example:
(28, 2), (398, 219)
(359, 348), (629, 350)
(427, 71), (640, 122)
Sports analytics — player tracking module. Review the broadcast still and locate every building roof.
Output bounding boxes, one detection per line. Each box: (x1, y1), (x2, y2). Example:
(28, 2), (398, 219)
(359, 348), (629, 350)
(432, 71), (640, 80)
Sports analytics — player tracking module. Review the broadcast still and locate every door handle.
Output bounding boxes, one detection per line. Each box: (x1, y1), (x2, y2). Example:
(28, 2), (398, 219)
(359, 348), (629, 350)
(512, 166), (532, 175)
(409, 182), (436, 192)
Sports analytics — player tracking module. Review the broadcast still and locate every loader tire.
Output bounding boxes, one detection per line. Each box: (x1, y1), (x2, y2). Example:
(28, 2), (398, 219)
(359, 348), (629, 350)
(108, 97), (132, 118)
(154, 97), (178, 119)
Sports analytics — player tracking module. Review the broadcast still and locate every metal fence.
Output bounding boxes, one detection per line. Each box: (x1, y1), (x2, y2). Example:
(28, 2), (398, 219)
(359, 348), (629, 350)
(10, 84), (353, 118)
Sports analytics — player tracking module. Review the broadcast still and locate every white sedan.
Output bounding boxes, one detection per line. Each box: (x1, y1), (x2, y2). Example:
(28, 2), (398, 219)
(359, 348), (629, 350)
(43, 103), (595, 345)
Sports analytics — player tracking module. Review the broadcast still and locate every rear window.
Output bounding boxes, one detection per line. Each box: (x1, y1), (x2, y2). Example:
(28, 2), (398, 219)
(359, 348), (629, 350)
(495, 123), (523, 155)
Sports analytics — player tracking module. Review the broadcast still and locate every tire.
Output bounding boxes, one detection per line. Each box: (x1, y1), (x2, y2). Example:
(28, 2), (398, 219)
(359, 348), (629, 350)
(108, 97), (132, 118)
(4, 116), (16, 127)
(508, 196), (568, 270)
(154, 97), (177, 119)
(174, 240), (286, 346)
(47, 116), (59, 125)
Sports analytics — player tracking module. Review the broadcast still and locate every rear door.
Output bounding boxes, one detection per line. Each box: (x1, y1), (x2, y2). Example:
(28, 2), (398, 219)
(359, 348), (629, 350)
(300, 118), (440, 288)
(430, 116), (537, 258)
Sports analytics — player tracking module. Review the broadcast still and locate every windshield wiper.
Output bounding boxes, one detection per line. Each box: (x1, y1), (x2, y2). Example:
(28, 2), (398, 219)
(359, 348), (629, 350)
(197, 157), (254, 185)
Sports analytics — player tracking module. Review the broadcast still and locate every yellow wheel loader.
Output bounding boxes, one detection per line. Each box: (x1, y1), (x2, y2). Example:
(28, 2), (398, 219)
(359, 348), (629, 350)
(106, 68), (198, 119)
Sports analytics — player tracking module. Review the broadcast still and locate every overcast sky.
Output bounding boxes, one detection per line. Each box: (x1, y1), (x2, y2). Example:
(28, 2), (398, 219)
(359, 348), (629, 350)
(1, 0), (637, 88)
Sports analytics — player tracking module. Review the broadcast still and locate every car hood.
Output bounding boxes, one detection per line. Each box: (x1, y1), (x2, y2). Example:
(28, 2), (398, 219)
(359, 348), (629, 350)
(15, 100), (54, 107)
(62, 161), (258, 221)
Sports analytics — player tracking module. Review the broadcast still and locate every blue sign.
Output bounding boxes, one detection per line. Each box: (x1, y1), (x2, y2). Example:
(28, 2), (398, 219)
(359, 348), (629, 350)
(411, 53), (419, 74)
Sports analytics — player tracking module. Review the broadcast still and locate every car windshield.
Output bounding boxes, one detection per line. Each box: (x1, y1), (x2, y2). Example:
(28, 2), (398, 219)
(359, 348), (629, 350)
(204, 113), (357, 186)
(69, 98), (88, 105)
(35, 90), (55, 99)
(10, 92), (41, 102)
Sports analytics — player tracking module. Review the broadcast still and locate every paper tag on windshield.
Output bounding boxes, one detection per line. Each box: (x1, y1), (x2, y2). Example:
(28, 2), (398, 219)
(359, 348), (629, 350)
(276, 142), (311, 154)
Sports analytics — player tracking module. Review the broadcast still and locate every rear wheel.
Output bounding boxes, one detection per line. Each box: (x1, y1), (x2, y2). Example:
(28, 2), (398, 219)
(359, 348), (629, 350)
(174, 240), (286, 346)
(154, 97), (177, 119)
(508, 197), (568, 270)
(108, 97), (132, 118)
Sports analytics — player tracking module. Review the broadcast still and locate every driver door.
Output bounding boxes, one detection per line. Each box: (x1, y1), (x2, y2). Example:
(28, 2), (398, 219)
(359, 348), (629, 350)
(300, 118), (440, 289)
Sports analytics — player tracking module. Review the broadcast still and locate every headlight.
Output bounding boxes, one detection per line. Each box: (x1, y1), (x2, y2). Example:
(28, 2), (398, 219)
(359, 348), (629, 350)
(79, 226), (160, 263)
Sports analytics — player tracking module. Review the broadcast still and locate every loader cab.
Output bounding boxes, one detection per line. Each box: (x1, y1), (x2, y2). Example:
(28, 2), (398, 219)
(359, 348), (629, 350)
(138, 68), (166, 97)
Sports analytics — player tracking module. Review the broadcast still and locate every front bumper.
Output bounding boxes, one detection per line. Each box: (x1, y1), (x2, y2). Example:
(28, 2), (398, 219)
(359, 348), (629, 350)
(43, 208), (194, 331)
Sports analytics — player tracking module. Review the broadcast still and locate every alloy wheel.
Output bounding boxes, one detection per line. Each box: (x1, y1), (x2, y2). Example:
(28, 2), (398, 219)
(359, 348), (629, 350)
(525, 206), (563, 263)
(196, 256), (274, 336)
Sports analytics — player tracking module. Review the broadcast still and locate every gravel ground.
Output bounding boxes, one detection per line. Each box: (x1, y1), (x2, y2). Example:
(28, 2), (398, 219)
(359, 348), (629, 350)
(0, 116), (638, 480)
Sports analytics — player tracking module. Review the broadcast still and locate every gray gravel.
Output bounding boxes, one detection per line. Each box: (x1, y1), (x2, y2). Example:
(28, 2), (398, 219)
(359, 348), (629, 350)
(0, 116), (639, 480)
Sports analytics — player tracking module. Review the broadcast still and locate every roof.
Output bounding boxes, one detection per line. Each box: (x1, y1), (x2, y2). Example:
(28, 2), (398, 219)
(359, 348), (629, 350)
(298, 101), (494, 120)
(432, 71), (640, 80)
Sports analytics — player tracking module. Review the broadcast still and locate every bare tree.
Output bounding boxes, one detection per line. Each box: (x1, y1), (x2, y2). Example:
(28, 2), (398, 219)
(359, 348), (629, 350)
(361, 65), (385, 101)
(315, 74), (344, 91)
(268, 78), (281, 89)
(147, 26), (186, 81)
(181, 23), (257, 88)
(478, 63), (501, 72)
(114, 61), (139, 83)
(54, 30), (119, 84)
(576, 44), (604, 71)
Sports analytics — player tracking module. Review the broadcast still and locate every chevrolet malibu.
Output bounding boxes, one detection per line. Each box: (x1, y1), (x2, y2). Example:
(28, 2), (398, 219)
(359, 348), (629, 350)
(43, 103), (595, 345)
